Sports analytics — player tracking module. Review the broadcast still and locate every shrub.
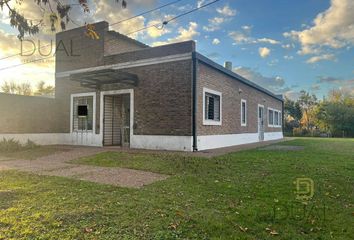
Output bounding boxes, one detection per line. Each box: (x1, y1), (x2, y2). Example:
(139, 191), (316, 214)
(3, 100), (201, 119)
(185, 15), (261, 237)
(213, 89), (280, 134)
(0, 138), (38, 152)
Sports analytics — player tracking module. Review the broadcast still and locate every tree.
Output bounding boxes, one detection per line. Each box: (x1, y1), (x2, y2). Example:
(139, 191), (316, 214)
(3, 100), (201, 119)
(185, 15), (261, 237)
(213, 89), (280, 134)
(316, 90), (354, 137)
(0, 0), (127, 39)
(1, 81), (56, 96)
(284, 97), (302, 133)
(1, 81), (18, 94)
(1, 81), (33, 95)
(298, 90), (317, 131)
(34, 81), (55, 96)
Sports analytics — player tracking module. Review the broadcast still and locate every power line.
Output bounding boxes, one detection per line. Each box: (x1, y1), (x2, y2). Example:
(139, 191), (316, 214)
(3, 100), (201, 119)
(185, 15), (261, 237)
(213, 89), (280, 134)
(110, 0), (184, 26)
(0, 0), (221, 72)
(0, 0), (185, 62)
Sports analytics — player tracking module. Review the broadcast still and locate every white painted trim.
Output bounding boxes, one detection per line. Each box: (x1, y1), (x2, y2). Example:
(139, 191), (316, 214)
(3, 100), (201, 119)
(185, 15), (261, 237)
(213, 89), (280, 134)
(197, 132), (283, 151)
(241, 99), (247, 126)
(203, 87), (222, 126)
(100, 89), (134, 145)
(264, 132), (284, 141)
(130, 135), (193, 152)
(56, 53), (192, 78)
(0, 132), (283, 151)
(70, 92), (96, 134)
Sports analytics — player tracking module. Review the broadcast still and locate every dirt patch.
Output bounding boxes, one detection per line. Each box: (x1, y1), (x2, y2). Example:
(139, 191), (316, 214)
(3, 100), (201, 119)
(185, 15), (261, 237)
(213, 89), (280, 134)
(0, 146), (168, 188)
(259, 145), (305, 151)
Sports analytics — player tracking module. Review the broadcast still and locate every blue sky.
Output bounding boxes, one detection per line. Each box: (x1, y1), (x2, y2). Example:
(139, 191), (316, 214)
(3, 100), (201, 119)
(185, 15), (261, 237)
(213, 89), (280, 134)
(0, 0), (353, 99)
(139, 0), (354, 99)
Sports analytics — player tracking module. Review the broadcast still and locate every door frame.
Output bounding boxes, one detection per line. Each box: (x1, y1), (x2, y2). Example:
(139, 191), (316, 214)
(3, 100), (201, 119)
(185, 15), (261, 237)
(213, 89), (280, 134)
(100, 89), (134, 146)
(258, 104), (265, 141)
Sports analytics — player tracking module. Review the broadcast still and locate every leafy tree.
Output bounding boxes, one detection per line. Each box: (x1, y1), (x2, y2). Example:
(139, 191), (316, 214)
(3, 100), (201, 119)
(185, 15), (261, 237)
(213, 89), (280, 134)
(0, 0), (127, 39)
(298, 90), (318, 131)
(1, 81), (55, 96)
(1, 81), (33, 95)
(34, 81), (55, 96)
(316, 90), (354, 137)
(284, 97), (302, 133)
(1, 81), (18, 94)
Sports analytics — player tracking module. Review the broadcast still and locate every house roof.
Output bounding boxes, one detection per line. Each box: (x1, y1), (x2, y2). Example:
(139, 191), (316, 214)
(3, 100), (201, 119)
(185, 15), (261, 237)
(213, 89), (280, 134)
(195, 53), (283, 102)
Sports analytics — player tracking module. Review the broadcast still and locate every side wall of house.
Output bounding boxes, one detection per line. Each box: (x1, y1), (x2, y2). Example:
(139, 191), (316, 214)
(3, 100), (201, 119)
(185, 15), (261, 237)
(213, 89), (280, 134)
(0, 93), (62, 133)
(55, 58), (193, 149)
(196, 62), (283, 150)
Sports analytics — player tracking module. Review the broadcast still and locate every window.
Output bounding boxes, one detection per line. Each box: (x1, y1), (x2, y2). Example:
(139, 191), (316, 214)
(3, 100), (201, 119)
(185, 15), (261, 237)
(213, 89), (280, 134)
(73, 96), (93, 131)
(274, 111), (279, 126)
(268, 108), (282, 127)
(203, 88), (222, 125)
(268, 109), (274, 126)
(241, 99), (247, 126)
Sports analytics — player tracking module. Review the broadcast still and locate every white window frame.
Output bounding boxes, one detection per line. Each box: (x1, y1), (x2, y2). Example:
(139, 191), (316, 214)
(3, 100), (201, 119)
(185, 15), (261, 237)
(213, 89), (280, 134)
(203, 87), (222, 126)
(267, 107), (282, 128)
(241, 99), (247, 126)
(268, 108), (274, 127)
(70, 92), (96, 133)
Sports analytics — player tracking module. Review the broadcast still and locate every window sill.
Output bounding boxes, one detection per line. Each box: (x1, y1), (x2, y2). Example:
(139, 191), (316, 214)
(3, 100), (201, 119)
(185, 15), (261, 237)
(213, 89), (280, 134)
(203, 120), (222, 126)
(268, 125), (282, 128)
(72, 130), (94, 132)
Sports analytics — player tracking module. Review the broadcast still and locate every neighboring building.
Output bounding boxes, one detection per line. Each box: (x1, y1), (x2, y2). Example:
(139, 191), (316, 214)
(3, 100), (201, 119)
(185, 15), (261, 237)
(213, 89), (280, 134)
(0, 21), (283, 151)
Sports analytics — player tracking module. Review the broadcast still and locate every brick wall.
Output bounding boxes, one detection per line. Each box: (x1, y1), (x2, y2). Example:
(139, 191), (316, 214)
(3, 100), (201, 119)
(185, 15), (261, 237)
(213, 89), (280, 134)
(104, 31), (147, 56)
(56, 59), (193, 136)
(197, 62), (283, 136)
(55, 21), (108, 73)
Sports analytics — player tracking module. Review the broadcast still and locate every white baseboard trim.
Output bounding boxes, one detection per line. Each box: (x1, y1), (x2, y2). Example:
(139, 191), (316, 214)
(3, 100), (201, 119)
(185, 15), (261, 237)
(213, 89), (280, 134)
(131, 135), (193, 152)
(197, 132), (283, 151)
(264, 132), (284, 141)
(0, 132), (283, 151)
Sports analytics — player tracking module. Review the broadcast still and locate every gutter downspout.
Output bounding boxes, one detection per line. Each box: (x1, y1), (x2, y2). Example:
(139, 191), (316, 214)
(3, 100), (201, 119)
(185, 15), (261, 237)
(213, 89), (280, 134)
(192, 52), (198, 151)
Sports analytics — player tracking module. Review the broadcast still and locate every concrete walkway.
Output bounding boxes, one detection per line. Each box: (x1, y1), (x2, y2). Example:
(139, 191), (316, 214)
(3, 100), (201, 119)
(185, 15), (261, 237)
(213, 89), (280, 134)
(0, 147), (168, 188)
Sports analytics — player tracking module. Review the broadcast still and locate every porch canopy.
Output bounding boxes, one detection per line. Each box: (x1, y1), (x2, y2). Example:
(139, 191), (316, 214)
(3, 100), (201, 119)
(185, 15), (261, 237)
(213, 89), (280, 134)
(70, 69), (138, 89)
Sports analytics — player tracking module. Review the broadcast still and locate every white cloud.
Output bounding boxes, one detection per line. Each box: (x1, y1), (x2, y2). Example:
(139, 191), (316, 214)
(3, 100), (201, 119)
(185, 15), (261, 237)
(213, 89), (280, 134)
(229, 31), (252, 44)
(283, 0), (354, 54)
(152, 22), (199, 46)
(284, 90), (302, 100)
(317, 76), (354, 93)
(284, 55), (294, 60)
(256, 38), (281, 45)
(306, 54), (336, 63)
(241, 25), (252, 32)
(212, 38), (220, 45)
(258, 47), (271, 58)
(145, 15), (174, 38)
(197, 0), (207, 8)
(203, 17), (227, 32)
(234, 67), (289, 93)
(282, 43), (295, 49)
(216, 5), (237, 17)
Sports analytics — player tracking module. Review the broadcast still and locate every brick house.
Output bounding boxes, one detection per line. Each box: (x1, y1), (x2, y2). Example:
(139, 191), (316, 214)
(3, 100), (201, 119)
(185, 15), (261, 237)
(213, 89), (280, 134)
(0, 21), (283, 151)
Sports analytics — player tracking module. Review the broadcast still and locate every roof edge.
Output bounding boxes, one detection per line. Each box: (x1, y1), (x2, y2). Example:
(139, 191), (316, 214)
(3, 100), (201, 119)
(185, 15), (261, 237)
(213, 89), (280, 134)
(195, 52), (283, 102)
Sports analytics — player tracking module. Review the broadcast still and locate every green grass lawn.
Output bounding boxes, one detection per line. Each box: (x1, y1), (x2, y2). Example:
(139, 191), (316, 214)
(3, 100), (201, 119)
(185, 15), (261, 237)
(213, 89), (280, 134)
(0, 138), (353, 239)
